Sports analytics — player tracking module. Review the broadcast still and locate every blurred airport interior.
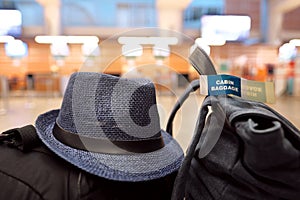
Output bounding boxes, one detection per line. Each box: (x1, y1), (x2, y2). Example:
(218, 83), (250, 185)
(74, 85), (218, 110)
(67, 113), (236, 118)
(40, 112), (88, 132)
(0, 0), (300, 148)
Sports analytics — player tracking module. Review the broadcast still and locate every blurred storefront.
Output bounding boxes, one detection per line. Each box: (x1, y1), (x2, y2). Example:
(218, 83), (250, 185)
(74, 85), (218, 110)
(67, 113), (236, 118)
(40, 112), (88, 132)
(0, 0), (300, 97)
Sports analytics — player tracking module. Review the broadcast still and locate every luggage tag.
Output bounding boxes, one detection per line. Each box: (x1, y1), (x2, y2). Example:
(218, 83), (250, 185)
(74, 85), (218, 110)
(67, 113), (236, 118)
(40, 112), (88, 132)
(190, 46), (275, 104)
(189, 46), (276, 158)
(199, 74), (276, 104)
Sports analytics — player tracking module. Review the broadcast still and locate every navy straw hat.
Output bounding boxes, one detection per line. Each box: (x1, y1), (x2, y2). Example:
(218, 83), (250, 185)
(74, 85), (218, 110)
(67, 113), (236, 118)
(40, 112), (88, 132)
(35, 72), (184, 182)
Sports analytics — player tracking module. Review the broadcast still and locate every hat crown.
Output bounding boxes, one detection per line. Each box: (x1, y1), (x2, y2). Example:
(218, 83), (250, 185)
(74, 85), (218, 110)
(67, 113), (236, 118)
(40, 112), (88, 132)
(57, 72), (161, 141)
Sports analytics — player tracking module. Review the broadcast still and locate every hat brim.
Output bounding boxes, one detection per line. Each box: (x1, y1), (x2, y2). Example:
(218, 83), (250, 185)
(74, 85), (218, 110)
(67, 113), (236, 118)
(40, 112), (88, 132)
(35, 109), (184, 182)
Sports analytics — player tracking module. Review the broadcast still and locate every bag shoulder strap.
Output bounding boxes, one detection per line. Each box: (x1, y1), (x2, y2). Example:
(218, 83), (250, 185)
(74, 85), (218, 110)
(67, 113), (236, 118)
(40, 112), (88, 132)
(170, 94), (211, 200)
(169, 47), (221, 200)
(0, 125), (42, 152)
(166, 46), (217, 136)
(166, 79), (200, 135)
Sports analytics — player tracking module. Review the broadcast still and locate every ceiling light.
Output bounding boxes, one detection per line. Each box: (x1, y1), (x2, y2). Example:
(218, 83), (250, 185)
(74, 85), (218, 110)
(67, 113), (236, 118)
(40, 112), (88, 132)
(35, 35), (99, 44)
(0, 36), (15, 43)
(289, 39), (300, 46)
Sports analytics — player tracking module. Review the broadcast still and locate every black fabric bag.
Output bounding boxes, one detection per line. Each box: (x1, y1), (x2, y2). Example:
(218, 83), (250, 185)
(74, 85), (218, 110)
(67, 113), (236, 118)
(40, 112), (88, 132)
(168, 47), (300, 200)
(167, 79), (300, 200)
(0, 125), (177, 200)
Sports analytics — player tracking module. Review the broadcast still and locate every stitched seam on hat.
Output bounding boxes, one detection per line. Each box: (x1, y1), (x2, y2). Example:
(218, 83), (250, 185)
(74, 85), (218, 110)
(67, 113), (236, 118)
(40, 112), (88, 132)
(0, 170), (45, 200)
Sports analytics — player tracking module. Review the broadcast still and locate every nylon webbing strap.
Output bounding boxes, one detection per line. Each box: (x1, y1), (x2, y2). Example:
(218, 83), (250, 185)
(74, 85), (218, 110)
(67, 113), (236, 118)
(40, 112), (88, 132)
(0, 125), (41, 152)
(189, 47), (217, 75)
(170, 47), (221, 199)
(166, 47), (217, 136)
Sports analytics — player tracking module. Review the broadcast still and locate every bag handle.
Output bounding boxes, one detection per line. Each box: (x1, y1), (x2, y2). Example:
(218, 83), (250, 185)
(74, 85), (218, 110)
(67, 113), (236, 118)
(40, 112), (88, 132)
(189, 46), (217, 75)
(166, 46), (217, 136)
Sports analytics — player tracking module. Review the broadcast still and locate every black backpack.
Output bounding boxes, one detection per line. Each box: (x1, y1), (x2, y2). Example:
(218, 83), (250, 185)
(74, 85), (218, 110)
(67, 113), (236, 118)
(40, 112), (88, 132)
(0, 125), (176, 200)
(167, 47), (300, 200)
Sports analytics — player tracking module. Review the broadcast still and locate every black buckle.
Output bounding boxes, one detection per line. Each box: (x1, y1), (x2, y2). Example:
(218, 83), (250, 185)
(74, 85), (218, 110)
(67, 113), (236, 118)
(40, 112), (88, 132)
(0, 129), (18, 144)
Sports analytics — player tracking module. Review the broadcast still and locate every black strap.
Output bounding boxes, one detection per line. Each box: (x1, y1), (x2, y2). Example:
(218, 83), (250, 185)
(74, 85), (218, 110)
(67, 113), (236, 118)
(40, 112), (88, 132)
(189, 47), (217, 75)
(171, 101), (210, 200)
(166, 79), (200, 136)
(167, 47), (217, 136)
(170, 46), (220, 199)
(53, 123), (165, 154)
(0, 125), (41, 152)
